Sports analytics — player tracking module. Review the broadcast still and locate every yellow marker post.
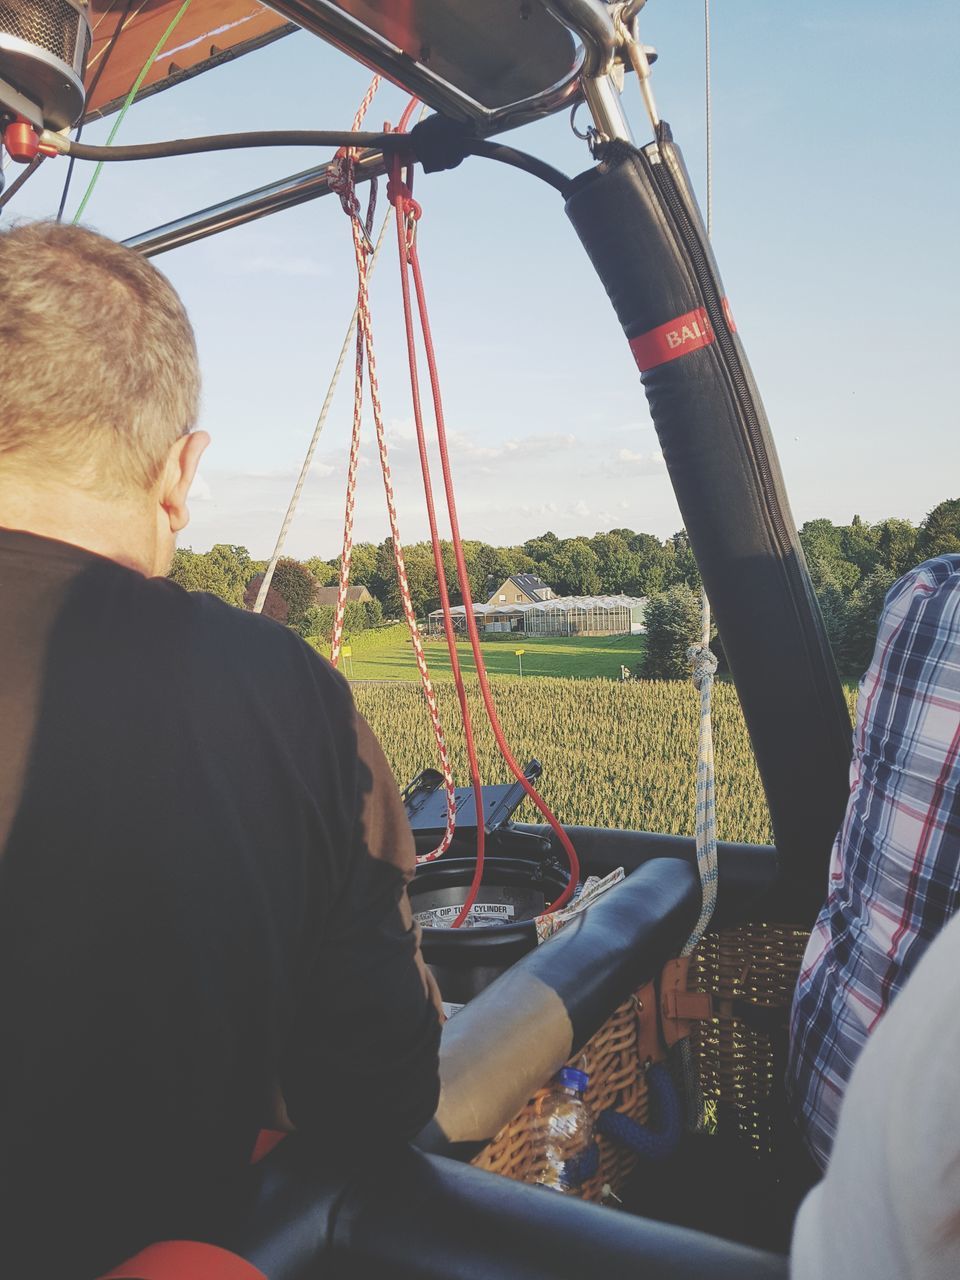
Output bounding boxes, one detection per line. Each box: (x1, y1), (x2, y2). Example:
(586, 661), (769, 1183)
(514, 648), (525, 678)
(342, 644), (354, 679)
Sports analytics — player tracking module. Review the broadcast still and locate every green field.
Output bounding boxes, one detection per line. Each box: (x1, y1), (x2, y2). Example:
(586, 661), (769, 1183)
(324, 624), (647, 682)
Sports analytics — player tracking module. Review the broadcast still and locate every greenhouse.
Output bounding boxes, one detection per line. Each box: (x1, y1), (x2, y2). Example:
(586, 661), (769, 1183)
(428, 595), (647, 638)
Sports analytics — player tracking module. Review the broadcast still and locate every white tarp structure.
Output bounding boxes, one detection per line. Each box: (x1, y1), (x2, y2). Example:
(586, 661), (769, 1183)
(428, 594), (647, 637)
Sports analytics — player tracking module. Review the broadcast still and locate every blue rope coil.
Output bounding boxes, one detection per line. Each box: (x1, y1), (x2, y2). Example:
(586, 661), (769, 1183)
(596, 1062), (682, 1160)
(562, 1139), (600, 1188)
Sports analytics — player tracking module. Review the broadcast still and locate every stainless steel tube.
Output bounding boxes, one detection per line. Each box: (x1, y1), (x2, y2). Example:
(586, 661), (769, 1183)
(543, 1), (633, 143)
(125, 148), (385, 257)
(125, 0), (626, 257)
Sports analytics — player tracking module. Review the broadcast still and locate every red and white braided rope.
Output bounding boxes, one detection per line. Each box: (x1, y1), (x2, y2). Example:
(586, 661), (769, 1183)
(329, 77), (379, 662)
(330, 81), (457, 862)
(329, 285), (366, 663)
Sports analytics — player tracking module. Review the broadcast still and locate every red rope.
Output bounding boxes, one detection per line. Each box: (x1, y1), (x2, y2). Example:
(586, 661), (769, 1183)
(388, 159), (580, 915)
(389, 155), (486, 926)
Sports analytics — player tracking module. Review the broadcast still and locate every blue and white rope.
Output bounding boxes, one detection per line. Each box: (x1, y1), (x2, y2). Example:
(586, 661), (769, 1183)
(668, 3), (720, 1133)
(670, 589), (718, 1131)
(682, 596), (719, 956)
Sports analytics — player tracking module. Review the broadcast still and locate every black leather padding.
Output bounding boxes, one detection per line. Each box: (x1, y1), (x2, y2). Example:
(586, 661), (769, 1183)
(565, 134), (853, 922)
(509, 825), (783, 925)
(235, 1139), (788, 1280)
(414, 857), (698, 1155)
(504, 855), (698, 1051)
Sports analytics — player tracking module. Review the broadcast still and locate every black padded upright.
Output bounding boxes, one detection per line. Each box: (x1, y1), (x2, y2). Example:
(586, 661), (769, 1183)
(565, 130), (852, 922)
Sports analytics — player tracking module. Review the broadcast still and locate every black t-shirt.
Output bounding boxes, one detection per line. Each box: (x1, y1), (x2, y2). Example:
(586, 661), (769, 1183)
(0, 528), (441, 1279)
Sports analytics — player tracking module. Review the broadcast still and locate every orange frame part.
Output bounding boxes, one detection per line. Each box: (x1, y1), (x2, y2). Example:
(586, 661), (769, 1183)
(84, 0), (295, 120)
(98, 1240), (267, 1279)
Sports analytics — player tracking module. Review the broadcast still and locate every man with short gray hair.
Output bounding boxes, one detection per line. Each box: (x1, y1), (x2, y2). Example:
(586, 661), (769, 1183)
(0, 223), (441, 1279)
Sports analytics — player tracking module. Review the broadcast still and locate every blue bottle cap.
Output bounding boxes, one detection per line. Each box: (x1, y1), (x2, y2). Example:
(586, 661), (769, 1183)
(558, 1067), (589, 1092)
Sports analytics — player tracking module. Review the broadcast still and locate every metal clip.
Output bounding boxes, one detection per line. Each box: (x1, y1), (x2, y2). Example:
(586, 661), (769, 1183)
(569, 102), (608, 157)
(612, 5), (660, 132)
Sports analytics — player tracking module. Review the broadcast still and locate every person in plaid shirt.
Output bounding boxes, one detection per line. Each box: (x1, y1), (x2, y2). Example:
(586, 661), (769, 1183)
(788, 553), (960, 1170)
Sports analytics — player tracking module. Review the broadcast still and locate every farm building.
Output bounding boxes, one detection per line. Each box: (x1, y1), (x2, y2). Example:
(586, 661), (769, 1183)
(486, 573), (555, 605)
(428, 594), (647, 638)
(314, 584), (373, 606)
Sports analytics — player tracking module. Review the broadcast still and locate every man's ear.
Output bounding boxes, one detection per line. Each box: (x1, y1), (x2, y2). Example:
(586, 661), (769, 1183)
(160, 431), (210, 534)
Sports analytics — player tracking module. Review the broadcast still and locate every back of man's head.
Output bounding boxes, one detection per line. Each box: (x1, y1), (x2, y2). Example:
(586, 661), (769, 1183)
(0, 222), (200, 495)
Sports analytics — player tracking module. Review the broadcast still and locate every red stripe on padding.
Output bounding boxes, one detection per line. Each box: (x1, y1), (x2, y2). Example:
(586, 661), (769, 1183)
(251, 1128), (286, 1163)
(98, 1241), (268, 1280)
(629, 305), (720, 372)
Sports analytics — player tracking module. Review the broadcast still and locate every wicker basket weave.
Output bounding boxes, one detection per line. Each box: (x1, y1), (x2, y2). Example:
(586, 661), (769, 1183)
(689, 923), (809, 1153)
(471, 992), (650, 1202)
(471, 923), (809, 1199)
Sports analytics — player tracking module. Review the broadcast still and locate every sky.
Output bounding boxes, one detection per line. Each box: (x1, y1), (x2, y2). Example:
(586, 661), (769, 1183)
(9, 1), (960, 559)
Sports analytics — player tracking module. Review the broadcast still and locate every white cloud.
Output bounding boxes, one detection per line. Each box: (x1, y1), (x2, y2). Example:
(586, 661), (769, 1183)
(306, 462), (336, 479)
(612, 447), (666, 476)
(448, 430), (576, 462)
(611, 421), (657, 435)
(185, 421), (685, 555)
(189, 474), (212, 502)
(386, 419), (418, 445)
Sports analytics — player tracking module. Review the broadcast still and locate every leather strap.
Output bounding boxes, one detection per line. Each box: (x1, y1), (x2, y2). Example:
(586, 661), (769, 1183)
(99, 1241), (267, 1280)
(659, 956), (713, 1048)
(634, 980), (662, 1066)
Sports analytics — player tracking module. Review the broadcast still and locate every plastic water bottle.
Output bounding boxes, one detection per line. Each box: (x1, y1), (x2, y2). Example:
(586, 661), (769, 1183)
(533, 1067), (595, 1194)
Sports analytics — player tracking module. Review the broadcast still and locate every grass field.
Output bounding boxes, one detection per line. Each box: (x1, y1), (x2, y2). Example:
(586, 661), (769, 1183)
(324, 624), (647, 682)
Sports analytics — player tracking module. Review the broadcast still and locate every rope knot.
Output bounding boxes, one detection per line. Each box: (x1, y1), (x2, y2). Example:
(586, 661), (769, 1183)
(331, 149), (378, 253)
(687, 644), (718, 690)
(386, 176), (421, 222)
(329, 151), (360, 218)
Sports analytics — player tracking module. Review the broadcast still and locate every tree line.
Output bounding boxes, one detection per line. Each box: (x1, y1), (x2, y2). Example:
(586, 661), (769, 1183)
(640, 500), (960, 679)
(169, 499), (960, 675)
(168, 528), (704, 635)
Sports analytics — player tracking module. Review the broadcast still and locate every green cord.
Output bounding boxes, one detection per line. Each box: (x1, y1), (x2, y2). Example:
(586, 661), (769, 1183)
(73, 0), (194, 223)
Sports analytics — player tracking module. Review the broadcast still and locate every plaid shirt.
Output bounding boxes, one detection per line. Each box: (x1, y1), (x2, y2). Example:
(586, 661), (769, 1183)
(788, 554), (960, 1170)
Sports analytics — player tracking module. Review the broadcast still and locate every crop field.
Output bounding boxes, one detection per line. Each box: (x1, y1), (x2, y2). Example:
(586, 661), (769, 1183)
(357, 678), (808, 845)
(326, 624), (647, 682)
(356, 679), (860, 845)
